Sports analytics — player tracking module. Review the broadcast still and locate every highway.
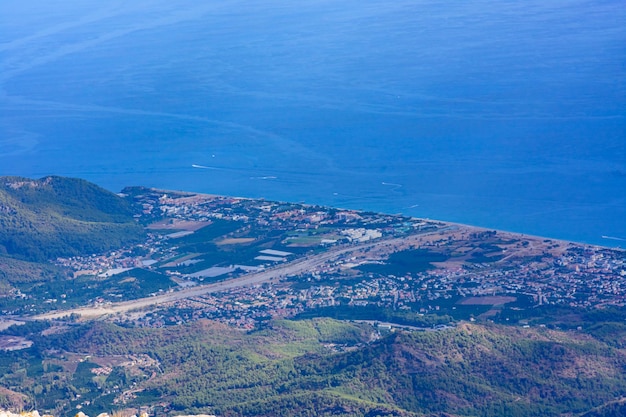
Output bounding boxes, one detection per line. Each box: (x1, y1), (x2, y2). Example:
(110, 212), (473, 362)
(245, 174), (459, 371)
(34, 234), (420, 321)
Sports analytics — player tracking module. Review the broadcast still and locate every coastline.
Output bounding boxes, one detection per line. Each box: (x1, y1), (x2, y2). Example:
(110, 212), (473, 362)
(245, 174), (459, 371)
(147, 186), (625, 252)
(435, 219), (624, 251)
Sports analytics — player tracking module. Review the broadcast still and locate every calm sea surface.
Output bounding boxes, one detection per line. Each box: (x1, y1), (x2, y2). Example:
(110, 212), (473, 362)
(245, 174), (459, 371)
(1, 0), (624, 246)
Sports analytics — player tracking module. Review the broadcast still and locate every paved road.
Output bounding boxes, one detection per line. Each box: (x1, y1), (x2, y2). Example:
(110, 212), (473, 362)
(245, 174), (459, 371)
(34, 234), (421, 320)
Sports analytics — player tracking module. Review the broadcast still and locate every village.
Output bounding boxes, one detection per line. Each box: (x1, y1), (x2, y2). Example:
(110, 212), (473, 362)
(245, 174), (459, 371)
(47, 189), (625, 330)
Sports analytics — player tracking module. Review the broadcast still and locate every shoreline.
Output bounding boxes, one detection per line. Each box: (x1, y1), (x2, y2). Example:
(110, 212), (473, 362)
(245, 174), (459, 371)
(435, 219), (624, 251)
(146, 186), (625, 252)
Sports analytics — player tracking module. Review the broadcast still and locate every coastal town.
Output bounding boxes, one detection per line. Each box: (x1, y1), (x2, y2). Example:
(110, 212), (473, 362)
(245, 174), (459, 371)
(20, 188), (619, 331)
(1, 187), (626, 417)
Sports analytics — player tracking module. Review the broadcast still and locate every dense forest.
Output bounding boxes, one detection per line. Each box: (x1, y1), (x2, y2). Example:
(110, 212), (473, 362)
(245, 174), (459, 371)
(1, 319), (625, 417)
(0, 176), (144, 262)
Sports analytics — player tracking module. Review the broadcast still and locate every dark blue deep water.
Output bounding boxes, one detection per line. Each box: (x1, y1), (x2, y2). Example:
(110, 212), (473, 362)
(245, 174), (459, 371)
(1, 0), (624, 246)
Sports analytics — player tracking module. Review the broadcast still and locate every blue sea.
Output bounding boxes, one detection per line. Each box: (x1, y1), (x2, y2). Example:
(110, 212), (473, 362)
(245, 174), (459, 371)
(1, 0), (624, 247)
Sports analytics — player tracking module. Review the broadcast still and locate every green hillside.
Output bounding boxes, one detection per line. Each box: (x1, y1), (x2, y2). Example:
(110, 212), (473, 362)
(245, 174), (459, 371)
(0, 176), (144, 262)
(2, 319), (625, 417)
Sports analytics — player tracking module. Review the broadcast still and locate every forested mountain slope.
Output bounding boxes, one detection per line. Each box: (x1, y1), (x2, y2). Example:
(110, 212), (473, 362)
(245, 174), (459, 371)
(0, 176), (143, 261)
(3, 319), (625, 417)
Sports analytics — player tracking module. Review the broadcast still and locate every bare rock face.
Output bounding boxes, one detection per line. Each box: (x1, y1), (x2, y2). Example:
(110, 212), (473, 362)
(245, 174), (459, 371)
(0, 411), (52, 417)
(0, 411), (219, 417)
(173, 415), (217, 417)
(0, 412), (151, 417)
(1, 411), (215, 417)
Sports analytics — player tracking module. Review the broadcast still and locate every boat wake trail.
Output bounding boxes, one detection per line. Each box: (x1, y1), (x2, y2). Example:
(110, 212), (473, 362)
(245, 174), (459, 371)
(602, 235), (626, 242)
(382, 182), (402, 188)
(192, 164), (222, 170)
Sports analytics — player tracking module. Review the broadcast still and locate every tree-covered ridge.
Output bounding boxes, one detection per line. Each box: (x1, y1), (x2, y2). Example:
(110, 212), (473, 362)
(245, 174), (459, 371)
(0, 176), (144, 261)
(2, 319), (625, 417)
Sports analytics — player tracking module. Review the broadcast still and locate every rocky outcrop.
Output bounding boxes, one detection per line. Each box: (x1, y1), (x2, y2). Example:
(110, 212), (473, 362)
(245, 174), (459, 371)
(75, 413), (149, 417)
(1, 412), (215, 417)
(0, 412), (146, 417)
(0, 411), (52, 417)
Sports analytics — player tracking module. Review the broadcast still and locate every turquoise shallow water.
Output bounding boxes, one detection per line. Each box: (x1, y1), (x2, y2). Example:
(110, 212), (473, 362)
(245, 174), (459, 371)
(1, 0), (624, 246)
